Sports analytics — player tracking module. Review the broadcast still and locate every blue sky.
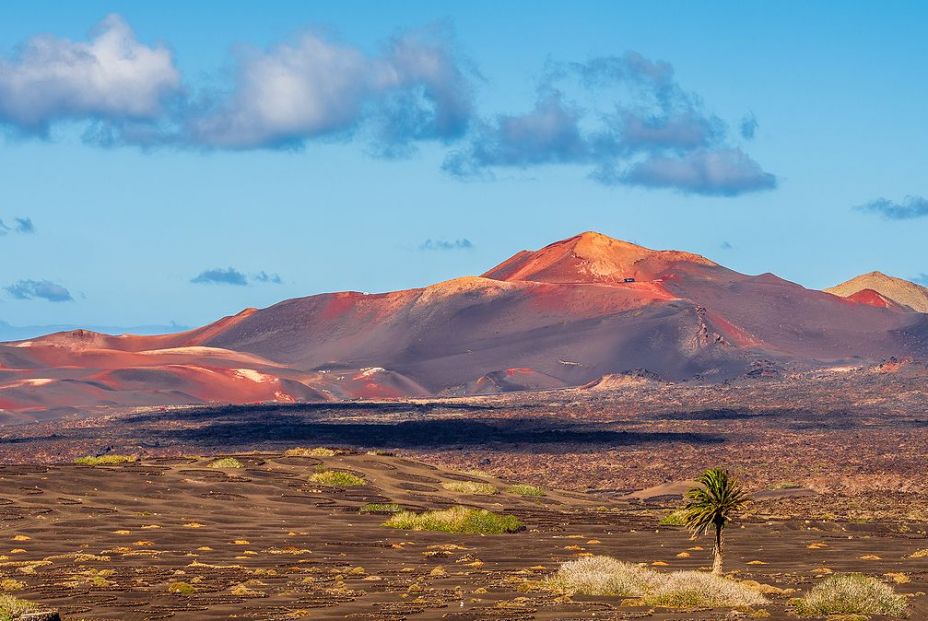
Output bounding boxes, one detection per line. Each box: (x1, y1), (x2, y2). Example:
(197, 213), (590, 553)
(1, 1), (926, 328)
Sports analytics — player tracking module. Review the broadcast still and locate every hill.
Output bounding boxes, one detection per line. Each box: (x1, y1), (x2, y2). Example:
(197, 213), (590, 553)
(826, 271), (928, 313)
(2, 232), (927, 416)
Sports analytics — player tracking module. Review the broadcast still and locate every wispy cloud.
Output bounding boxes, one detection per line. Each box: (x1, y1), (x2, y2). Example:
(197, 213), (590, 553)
(191, 267), (284, 286)
(14, 217), (34, 233)
(419, 238), (474, 251)
(253, 271), (283, 284)
(444, 53), (775, 196)
(0, 15), (180, 136)
(857, 196), (928, 220)
(5, 279), (73, 302)
(0, 217), (35, 235)
(190, 267), (248, 286)
(740, 113), (758, 140)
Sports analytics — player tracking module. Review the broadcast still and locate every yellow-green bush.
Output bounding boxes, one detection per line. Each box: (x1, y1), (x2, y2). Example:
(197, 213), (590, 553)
(506, 484), (545, 497)
(0, 593), (36, 619)
(168, 581), (197, 595)
(208, 457), (245, 469)
(74, 454), (136, 466)
(309, 470), (365, 487)
(359, 503), (403, 514)
(384, 506), (522, 534)
(285, 447), (337, 457)
(441, 480), (497, 495)
(658, 509), (688, 526)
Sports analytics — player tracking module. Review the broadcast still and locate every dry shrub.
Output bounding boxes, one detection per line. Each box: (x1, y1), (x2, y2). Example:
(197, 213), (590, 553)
(0, 593), (36, 617)
(506, 484), (545, 497)
(208, 457), (244, 469)
(285, 447), (337, 457)
(545, 555), (767, 609)
(167, 581), (197, 595)
(74, 454), (136, 466)
(384, 506), (522, 535)
(642, 570), (767, 608)
(359, 503), (403, 514)
(441, 481), (498, 495)
(793, 574), (906, 617)
(309, 470), (365, 487)
(545, 556), (660, 596)
(658, 509), (688, 526)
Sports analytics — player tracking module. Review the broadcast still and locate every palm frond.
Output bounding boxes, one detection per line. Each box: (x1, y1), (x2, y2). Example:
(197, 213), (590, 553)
(682, 467), (749, 536)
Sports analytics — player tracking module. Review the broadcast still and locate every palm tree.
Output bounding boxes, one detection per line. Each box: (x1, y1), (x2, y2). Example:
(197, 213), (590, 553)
(683, 467), (750, 575)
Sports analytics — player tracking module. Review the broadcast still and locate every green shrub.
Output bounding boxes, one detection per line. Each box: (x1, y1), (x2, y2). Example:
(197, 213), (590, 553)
(309, 470), (365, 487)
(359, 503), (403, 514)
(545, 556), (767, 609)
(0, 593), (37, 620)
(441, 480), (498, 495)
(793, 574), (907, 617)
(506, 484), (545, 497)
(74, 454), (136, 466)
(658, 509), (688, 526)
(208, 457), (245, 469)
(384, 506), (523, 534)
(285, 447), (337, 457)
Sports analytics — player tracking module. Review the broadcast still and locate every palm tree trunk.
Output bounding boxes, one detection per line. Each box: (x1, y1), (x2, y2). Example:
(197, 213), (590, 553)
(712, 523), (723, 575)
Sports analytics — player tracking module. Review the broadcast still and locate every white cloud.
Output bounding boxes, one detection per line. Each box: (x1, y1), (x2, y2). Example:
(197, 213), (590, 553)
(189, 29), (472, 149)
(0, 15), (181, 133)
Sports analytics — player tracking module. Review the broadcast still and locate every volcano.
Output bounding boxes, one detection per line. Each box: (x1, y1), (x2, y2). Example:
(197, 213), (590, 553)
(826, 271), (928, 313)
(3, 231), (927, 417)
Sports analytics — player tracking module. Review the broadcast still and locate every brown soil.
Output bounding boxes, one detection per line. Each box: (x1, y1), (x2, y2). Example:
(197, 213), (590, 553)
(2, 452), (926, 620)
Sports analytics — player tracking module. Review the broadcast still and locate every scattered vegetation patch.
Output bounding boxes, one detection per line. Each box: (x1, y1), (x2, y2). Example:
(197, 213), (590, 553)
(441, 481), (498, 495)
(0, 579), (24, 592)
(229, 580), (266, 597)
(545, 556), (767, 609)
(74, 454), (136, 466)
(167, 581), (197, 595)
(309, 470), (365, 487)
(208, 457), (244, 469)
(285, 447), (337, 457)
(359, 503), (403, 514)
(384, 506), (523, 535)
(506, 484), (545, 497)
(792, 574), (907, 617)
(658, 509), (688, 526)
(0, 593), (36, 619)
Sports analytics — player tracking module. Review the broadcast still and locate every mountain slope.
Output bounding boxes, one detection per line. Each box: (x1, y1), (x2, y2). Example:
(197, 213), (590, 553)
(3, 231), (927, 417)
(826, 271), (928, 313)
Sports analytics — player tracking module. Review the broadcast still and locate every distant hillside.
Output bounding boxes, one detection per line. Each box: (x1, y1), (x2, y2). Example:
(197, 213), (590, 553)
(0, 320), (189, 342)
(826, 272), (928, 313)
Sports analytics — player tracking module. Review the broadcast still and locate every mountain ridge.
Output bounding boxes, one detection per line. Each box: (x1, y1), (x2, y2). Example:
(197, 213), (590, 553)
(2, 231), (926, 416)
